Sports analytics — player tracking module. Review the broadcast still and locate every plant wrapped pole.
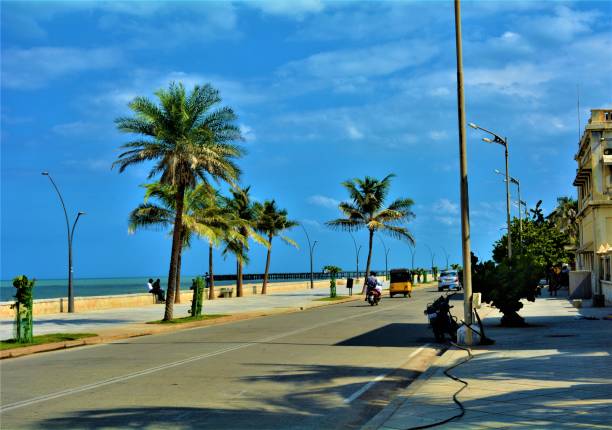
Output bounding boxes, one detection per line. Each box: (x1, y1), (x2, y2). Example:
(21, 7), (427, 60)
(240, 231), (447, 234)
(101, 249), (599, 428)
(12, 275), (35, 343)
(323, 265), (341, 298)
(190, 276), (205, 317)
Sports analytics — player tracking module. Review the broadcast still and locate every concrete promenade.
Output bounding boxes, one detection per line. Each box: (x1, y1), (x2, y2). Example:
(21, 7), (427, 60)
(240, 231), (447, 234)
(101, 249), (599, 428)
(364, 292), (612, 429)
(0, 283), (368, 341)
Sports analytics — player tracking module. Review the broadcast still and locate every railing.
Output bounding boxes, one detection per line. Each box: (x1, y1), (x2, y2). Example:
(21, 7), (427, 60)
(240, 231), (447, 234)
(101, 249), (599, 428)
(213, 271), (369, 282)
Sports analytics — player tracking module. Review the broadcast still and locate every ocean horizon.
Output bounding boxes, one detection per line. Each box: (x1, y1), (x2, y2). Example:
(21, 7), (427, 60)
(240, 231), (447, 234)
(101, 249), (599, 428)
(0, 275), (299, 302)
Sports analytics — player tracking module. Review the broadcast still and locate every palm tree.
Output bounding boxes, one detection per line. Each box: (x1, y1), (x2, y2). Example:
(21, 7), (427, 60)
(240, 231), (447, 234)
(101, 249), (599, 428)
(548, 196), (578, 245)
(256, 200), (298, 294)
(114, 82), (243, 320)
(129, 182), (222, 303)
(223, 186), (268, 297)
(326, 174), (415, 293)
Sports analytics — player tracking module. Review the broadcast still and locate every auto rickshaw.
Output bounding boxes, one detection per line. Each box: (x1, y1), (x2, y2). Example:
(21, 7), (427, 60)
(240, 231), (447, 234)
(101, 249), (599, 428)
(389, 268), (413, 298)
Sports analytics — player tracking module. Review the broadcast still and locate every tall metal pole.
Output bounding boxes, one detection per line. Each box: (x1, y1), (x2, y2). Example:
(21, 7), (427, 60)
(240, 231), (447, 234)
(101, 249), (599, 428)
(349, 233), (362, 280)
(504, 141), (512, 260)
(425, 244), (435, 276)
(441, 247), (449, 269)
(42, 172), (85, 313)
(300, 225), (316, 289)
(378, 237), (390, 279)
(515, 179), (522, 250)
(454, 0), (473, 341)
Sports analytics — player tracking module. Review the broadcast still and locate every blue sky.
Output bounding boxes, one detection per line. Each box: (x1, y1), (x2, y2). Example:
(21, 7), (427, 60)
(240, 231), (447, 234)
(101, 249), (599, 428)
(2, 0), (611, 280)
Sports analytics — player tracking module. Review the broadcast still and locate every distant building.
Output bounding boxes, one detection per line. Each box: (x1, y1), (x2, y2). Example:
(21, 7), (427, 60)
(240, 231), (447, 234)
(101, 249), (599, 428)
(573, 108), (612, 306)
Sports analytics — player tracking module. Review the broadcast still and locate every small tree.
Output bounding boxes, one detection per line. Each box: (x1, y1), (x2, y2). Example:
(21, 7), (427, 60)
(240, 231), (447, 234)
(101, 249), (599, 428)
(432, 266), (439, 280)
(323, 265), (342, 298)
(189, 277), (205, 317)
(472, 253), (543, 327)
(12, 275), (35, 343)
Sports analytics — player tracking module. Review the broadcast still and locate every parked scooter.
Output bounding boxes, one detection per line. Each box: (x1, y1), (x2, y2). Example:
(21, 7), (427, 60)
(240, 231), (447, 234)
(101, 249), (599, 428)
(424, 294), (459, 342)
(366, 286), (381, 306)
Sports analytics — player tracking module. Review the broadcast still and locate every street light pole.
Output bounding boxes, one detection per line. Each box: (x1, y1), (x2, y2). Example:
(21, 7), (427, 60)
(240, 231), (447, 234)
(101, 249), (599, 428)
(469, 123), (512, 260)
(496, 170), (522, 251)
(378, 237), (390, 279)
(408, 246), (416, 271)
(441, 247), (450, 269)
(425, 244), (435, 279)
(454, 0), (474, 343)
(41, 172), (85, 313)
(300, 225), (317, 289)
(349, 233), (362, 281)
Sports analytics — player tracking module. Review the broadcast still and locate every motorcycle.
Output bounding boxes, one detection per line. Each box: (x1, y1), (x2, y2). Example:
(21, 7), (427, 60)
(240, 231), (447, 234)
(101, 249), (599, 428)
(366, 286), (381, 306)
(424, 294), (459, 342)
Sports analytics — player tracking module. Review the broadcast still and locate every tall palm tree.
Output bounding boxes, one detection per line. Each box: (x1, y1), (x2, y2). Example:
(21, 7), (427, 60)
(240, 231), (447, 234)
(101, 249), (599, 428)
(326, 174), (415, 293)
(256, 200), (298, 294)
(223, 186), (267, 297)
(114, 82), (243, 320)
(548, 196), (578, 245)
(129, 182), (222, 303)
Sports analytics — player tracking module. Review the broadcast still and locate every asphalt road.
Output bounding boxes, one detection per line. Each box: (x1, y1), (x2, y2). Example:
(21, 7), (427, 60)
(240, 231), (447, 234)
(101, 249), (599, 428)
(0, 288), (446, 429)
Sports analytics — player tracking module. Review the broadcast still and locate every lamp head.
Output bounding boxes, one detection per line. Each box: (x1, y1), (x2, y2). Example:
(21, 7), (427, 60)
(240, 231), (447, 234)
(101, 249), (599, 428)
(510, 177), (519, 185)
(41, 171), (49, 176)
(468, 122), (478, 129)
(494, 169), (502, 174)
(482, 137), (494, 143)
(78, 211), (86, 216)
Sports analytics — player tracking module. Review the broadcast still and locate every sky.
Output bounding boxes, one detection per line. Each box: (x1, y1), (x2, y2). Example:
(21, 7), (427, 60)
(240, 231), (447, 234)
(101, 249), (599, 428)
(1, 0), (611, 281)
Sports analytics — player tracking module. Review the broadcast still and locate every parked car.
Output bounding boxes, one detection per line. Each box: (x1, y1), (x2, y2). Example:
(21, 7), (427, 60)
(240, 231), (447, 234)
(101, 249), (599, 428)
(438, 270), (462, 292)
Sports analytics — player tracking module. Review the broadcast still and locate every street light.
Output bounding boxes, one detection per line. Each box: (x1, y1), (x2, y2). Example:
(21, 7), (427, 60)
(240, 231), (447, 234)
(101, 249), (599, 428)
(378, 237), (390, 280)
(349, 232), (362, 281)
(41, 172), (85, 313)
(470, 122), (512, 260)
(408, 245), (416, 271)
(495, 169), (523, 250)
(300, 225), (317, 289)
(424, 244), (436, 279)
(440, 247), (450, 270)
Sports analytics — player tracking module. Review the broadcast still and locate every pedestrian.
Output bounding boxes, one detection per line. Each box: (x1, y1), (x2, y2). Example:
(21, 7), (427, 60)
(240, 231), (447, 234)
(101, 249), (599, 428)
(550, 266), (561, 297)
(146, 278), (154, 293)
(560, 264), (570, 290)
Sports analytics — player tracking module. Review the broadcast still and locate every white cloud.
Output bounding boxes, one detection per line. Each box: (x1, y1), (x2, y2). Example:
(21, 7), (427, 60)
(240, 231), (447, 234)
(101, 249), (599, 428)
(433, 199), (459, 215)
(525, 5), (598, 41)
(346, 124), (363, 140)
(239, 124), (256, 142)
(466, 63), (556, 98)
(308, 195), (340, 209)
(249, 0), (324, 19)
(279, 39), (438, 82)
(52, 121), (96, 136)
(436, 216), (459, 227)
(429, 131), (448, 141)
(2, 47), (121, 89)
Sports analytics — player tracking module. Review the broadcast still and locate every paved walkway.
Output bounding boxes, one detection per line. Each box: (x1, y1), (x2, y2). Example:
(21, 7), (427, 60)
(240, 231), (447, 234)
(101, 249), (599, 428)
(0, 283), (379, 340)
(364, 292), (612, 429)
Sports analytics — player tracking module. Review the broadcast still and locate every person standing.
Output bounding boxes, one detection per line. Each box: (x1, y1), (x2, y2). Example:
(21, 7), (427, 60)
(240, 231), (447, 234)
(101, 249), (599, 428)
(152, 278), (165, 303)
(146, 278), (154, 293)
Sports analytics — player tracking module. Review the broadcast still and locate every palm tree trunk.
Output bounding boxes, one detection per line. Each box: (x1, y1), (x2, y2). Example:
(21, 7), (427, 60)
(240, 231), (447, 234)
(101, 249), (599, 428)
(175, 243), (182, 304)
(208, 241), (215, 300)
(163, 184), (185, 321)
(262, 234), (273, 294)
(236, 257), (243, 297)
(361, 229), (375, 294)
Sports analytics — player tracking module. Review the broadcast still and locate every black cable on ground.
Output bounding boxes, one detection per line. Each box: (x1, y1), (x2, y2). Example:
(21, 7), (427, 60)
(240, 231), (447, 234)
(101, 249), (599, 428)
(402, 341), (474, 430)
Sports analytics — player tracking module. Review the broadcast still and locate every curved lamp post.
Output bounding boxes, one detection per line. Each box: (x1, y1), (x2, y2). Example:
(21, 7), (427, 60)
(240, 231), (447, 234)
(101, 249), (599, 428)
(440, 247), (450, 270)
(349, 232), (362, 281)
(378, 237), (390, 280)
(424, 244), (436, 279)
(496, 169), (523, 250)
(41, 172), (85, 313)
(300, 225), (317, 289)
(408, 246), (416, 271)
(469, 122), (512, 260)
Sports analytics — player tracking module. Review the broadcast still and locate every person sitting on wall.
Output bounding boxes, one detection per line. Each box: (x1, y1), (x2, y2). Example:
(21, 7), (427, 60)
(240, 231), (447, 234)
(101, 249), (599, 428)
(152, 278), (165, 303)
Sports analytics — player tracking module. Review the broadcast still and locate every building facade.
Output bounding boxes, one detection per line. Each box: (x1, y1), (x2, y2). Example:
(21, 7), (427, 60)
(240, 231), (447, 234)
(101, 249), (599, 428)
(573, 108), (612, 305)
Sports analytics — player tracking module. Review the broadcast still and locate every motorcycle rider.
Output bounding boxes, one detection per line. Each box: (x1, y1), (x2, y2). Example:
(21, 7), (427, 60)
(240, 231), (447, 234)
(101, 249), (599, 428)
(365, 272), (382, 301)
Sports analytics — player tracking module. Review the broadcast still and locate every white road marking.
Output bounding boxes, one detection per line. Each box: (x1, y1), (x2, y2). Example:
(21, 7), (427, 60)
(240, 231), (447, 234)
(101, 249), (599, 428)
(343, 343), (432, 404)
(1, 303), (403, 413)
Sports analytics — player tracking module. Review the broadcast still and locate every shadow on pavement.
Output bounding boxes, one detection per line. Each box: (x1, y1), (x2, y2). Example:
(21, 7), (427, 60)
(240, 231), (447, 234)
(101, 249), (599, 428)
(336, 323), (433, 347)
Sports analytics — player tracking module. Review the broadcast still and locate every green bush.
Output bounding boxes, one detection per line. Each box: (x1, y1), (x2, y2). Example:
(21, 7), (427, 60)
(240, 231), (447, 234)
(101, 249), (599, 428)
(472, 253), (543, 326)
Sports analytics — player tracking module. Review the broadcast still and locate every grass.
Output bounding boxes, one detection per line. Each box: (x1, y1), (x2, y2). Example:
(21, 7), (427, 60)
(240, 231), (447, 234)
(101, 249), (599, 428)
(0, 333), (97, 351)
(314, 296), (349, 301)
(147, 314), (228, 324)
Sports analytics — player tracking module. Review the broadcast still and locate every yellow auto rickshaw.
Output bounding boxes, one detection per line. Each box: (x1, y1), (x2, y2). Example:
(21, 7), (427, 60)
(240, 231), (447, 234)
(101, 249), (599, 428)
(389, 268), (413, 298)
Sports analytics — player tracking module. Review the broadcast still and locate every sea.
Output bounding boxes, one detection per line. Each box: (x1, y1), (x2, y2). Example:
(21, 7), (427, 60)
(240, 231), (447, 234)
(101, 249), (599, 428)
(0, 276), (270, 302)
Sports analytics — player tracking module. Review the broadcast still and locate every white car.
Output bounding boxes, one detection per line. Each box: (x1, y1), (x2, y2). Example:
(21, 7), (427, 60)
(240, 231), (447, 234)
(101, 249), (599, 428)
(438, 270), (462, 292)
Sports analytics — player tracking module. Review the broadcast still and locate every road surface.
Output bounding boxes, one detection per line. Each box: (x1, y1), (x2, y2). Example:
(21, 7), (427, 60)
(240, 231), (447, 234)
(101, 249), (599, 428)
(0, 288), (447, 429)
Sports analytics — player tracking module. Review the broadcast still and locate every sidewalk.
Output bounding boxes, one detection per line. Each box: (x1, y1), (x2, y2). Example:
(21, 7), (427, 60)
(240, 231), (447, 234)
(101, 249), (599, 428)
(364, 292), (612, 429)
(0, 284), (364, 341)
